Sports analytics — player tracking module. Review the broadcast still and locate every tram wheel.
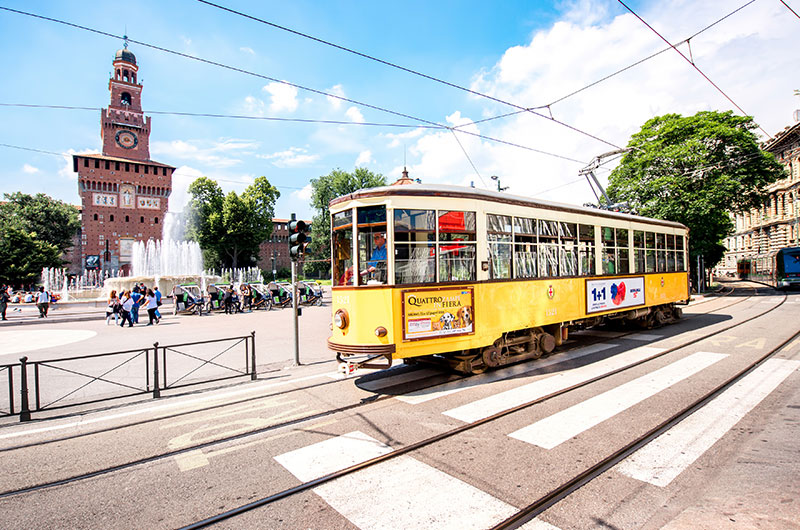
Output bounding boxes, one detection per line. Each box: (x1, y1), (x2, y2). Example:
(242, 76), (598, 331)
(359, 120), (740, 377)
(481, 346), (506, 369)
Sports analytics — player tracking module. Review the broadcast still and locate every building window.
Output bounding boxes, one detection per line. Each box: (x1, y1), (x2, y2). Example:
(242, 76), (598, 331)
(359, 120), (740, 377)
(93, 213), (98, 221)
(115, 162), (120, 171)
(140, 216), (144, 223)
(110, 215), (115, 222)
(83, 158), (89, 168)
(125, 215), (130, 222)
(105, 161), (110, 170)
(154, 217), (159, 224)
(94, 159), (100, 169)
(144, 165), (149, 174)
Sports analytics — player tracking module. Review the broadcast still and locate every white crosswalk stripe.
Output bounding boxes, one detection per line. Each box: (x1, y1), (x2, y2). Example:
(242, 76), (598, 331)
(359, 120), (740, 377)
(616, 358), (800, 486)
(625, 333), (663, 341)
(444, 346), (664, 423)
(397, 343), (619, 406)
(274, 431), (518, 529)
(508, 351), (727, 449)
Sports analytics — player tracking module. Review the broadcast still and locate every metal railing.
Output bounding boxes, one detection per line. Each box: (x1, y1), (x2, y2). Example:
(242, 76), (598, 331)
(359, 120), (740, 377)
(0, 331), (256, 422)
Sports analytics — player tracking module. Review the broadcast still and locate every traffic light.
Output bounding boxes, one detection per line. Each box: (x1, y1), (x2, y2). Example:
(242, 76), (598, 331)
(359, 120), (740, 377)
(289, 218), (310, 261)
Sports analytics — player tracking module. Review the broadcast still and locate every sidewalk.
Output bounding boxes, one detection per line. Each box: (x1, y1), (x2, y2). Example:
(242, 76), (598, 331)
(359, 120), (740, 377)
(2, 300), (123, 326)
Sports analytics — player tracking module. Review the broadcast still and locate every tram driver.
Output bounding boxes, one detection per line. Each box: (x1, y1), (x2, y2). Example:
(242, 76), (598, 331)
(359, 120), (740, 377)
(364, 232), (387, 284)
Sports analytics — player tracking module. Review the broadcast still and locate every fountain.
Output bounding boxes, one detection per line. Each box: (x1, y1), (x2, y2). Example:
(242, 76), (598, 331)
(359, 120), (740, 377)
(104, 212), (220, 296)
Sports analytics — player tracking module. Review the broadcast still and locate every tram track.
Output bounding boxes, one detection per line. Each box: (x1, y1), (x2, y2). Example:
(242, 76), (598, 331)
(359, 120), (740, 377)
(175, 288), (790, 528)
(0, 285), (776, 501)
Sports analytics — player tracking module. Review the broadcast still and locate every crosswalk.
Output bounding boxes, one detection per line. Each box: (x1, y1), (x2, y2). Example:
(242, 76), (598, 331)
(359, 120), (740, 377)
(274, 337), (798, 530)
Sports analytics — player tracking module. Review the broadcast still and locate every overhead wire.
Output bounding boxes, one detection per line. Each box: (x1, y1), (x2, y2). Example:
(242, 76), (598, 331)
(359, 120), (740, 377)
(451, 0), (759, 130)
(0, 6), (587, 171)
(195, 0), (621, 149)
(616, 0), (771, 138)
(0, 142), (308, 190)
(779, 0), (800, 20)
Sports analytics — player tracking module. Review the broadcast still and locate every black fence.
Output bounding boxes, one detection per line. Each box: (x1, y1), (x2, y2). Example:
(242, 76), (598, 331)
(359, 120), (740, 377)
(1, 332), (256, 422)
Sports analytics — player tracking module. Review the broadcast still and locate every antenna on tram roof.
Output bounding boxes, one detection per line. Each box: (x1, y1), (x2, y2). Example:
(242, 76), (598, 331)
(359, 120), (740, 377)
(579, 148), (631, 211)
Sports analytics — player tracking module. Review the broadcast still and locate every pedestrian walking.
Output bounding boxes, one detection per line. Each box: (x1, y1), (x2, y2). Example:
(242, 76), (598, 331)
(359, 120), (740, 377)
(130, 288), (142, 324)
(0, 285), (9, 321)
(36, 286), (50, 318)
(119, 291), (134, 327)
(154, 286), (163, 320)
(144, 289), (160, 325)
(106, 290), (121, 325)
(223, 287), (233, 314)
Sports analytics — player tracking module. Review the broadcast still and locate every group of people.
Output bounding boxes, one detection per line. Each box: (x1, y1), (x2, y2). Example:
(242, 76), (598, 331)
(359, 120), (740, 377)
(0, 284), (59, 320)
(106, 284), (163, 327)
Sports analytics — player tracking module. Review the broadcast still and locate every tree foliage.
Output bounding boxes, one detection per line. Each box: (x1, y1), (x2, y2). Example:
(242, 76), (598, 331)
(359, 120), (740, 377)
(0, 192), (80, 254)
(185, 176), (280, 269)
(304, 168), (387, 276)
(0, 192), (78, 286)
(607, 111), (784, 266)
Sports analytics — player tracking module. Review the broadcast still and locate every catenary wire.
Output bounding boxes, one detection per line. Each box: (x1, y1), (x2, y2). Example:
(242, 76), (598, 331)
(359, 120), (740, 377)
(617, 0), (771, 138)
(195, 0), (621, 149)
(0, 6), (589, 170)
(779, 0), (800, 19)
(0, 142), (308, 190)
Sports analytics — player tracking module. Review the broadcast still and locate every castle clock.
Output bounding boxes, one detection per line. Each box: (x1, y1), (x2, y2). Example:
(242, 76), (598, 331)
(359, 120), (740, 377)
(115, 130), (138, 149)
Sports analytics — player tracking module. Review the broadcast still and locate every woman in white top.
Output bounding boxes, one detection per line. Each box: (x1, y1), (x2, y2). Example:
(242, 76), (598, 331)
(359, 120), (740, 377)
(145, 289), (160, 325)
(119, 291), (135, 327)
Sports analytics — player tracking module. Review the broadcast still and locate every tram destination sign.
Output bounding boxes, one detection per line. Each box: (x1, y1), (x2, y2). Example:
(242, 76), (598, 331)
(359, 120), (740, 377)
(401, 287), (475, 341)
(586, 276), (646, 314)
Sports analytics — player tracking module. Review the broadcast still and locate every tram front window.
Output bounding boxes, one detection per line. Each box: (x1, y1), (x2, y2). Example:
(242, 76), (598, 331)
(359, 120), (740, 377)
(333, 210), (354, 286)
(357, 205), (387, 285)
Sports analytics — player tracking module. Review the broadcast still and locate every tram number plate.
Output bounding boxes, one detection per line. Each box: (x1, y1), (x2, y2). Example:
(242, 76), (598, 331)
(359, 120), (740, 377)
(586, 277), (645, 314)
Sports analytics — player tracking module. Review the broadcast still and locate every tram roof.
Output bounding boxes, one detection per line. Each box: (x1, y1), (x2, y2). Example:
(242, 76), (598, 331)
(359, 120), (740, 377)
(330, 183), (687, 230)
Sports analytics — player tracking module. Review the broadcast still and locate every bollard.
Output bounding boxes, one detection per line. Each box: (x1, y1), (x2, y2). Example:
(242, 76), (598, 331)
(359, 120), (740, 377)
(152, 342), (161, 398)
(19, 357), (31, 422)
(250, 331), (257, 380)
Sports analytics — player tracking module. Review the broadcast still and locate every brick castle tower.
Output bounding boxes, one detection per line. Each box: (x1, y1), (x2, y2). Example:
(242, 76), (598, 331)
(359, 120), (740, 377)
(73, 42), (174, 273)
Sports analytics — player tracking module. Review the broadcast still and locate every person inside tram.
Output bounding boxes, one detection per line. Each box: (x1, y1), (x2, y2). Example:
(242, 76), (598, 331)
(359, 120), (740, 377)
(364, 232), (387, 283)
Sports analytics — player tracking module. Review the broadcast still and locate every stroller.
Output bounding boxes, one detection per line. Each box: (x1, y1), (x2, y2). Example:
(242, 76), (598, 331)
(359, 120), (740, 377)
(266, 281), (292, 309)
(172, 284), (204, 315)
(297, 281), (323, 306)
(205, 283), (230, 312)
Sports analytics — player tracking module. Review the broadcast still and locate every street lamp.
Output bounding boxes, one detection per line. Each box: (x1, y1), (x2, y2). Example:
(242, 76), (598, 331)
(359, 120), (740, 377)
(490, 175), (508, 192)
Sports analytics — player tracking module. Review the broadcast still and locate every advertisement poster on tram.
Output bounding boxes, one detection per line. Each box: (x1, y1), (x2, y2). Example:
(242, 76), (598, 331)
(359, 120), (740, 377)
(586, 277), (646, 314)
(402, 287), (474, 340)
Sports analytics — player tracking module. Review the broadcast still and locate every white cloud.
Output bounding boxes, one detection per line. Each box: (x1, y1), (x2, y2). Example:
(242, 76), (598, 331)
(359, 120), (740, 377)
(293, 183), (313, 201)
(58, 148), (96, 180)
(263, 82), (299, 113)
(240, 46), (255, 55)
(345, 106), (365, 123)
(326, 84), (346, 109)
(151, 138), (259, 169)
(258, 147), (320, 168)
(355, 150), (373, 167)
(23, 163), (39, 174)
(405, 0), (798, 205)
(242, 95), (267, 116)
(384, 128), (426, 149)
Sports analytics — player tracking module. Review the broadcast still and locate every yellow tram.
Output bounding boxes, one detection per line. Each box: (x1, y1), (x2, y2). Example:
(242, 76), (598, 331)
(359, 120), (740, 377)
(328, 184), (689, 374)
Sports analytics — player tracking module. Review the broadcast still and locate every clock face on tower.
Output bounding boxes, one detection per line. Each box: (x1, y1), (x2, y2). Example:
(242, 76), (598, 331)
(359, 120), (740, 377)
(115, 130), (138, 149)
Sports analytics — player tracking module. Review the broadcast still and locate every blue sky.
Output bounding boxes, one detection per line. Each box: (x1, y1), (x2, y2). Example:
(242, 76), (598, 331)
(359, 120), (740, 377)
(1, 0), (798, 221)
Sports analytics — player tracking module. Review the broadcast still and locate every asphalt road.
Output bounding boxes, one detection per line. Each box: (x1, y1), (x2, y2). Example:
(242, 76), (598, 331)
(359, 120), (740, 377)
(0, 284), (798, 529)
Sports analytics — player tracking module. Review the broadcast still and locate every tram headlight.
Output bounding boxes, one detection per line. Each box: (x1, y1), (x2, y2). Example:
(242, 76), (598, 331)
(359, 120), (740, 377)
(334, 309), (349, 330)
(374, 326), (387, 337)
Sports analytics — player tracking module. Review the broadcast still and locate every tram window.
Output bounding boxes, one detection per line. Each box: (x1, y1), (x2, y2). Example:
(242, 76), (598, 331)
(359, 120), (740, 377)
(357, 206), (387, 285)
(513, 217), (537, 278)
(645, 232), (655, 249)
(438, 211), (476, 282)
(601, 227), (616, 274)
(559, 223), (577, 276)
(633, 230), (646, 273)
(677, 250), (685, 271)
(578, 224), (595, 276)
(332, 210), (354, 286)
(616, 229), (629, 273)
(394, 209), (435, 284)
(487, 214), (512, 279)
(667, 249), (676, 272)
(676, 235), (684, 251)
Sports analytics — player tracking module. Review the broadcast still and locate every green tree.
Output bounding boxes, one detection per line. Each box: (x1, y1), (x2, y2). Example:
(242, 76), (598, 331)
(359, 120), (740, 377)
(304, 167), (387, 277)
(607, 111), (784, 273)
(0, 222), (62, 286)
(0, 192), (80, 254)
(186, 176), (280, 269)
